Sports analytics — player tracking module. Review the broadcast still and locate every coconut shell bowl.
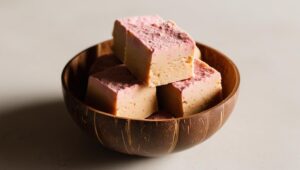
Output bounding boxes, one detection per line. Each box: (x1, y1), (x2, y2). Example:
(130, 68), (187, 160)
(61, 40), (240, 157)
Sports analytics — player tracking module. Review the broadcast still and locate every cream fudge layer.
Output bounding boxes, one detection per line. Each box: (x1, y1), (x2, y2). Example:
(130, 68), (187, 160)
(112, 15), (164, 61)
(157, 59), (222, 117)
(194, 46), (201, 59)
(125, 21), (195, 87)
(89, 54), (122, 75)
(86, 65), (158, 119)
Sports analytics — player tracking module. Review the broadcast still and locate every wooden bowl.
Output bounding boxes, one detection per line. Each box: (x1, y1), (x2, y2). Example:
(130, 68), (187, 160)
(61, 40), (240, 157)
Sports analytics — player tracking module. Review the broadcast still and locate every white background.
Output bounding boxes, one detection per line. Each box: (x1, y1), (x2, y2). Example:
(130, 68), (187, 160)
(0, 0), (299, 169)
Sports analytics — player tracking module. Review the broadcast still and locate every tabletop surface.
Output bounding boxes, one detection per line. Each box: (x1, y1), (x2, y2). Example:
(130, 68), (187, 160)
(0, 0), (299, 169)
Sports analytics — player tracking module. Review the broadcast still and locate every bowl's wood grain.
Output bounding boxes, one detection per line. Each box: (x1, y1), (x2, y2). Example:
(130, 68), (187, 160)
(61, 40), (240, 157)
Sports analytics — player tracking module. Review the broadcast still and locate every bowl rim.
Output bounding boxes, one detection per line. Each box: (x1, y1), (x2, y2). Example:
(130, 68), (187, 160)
(61, 40), (240, 122)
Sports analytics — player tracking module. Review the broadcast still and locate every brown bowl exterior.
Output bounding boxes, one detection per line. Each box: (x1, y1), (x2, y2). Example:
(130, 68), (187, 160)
(61, 40), (240, 157)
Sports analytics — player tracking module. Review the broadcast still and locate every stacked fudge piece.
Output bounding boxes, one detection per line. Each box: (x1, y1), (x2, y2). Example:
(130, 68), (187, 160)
(86, 15), (222, 119)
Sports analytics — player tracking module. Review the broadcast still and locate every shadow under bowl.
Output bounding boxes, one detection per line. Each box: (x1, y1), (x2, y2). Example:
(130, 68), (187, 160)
(61, 40), (240, 157)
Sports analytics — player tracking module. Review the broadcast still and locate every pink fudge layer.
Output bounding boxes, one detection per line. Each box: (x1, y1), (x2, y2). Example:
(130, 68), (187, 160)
(129, 21), (194, 52)
(91, 65), (139, 91)
(86, 65), (157, 119)
(157, 59), (222, 117)
(119, 15), (164, 27)
(172, 59), (218, 91)
(89, 54), (122, 75)
(125, 20), (195, 87)
(112, 15), (164, 61)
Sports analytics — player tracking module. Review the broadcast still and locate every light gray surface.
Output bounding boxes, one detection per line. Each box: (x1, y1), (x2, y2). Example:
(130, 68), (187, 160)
(0, 0), (299, 169)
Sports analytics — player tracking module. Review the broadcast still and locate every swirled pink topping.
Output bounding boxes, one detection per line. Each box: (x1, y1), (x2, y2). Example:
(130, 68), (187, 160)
(129, 20), (195, 52)
(119, 15), (164, 27)
(172, 59), (218, 91)
(91, 65), (141, 92)
(89, 54), (122, 75)
(116, 16), (194, 54)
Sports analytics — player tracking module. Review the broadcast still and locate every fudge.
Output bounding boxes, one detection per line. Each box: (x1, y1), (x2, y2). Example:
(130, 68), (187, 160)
(194, 46), (201, 59)
(85, 15), (221, 119)
(86, 65), (158, 119)
(89, 54), (122, 75)
(125, 21), (195, 87)
(157, 59), (222, 117)
(147, 111), (175, 119)
(112, 15), (164, 62)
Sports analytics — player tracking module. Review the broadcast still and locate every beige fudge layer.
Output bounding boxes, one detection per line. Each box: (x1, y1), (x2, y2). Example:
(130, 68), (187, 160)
(157, 59), (222, 117)
(112, 15), (164, 62)
(194, 46), (201, 59)
(86, 65), (158, 119)
(125, 21), (195, 87)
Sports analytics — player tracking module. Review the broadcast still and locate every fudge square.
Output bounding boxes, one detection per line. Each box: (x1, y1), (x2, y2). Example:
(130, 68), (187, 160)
(86, 65), (158, 119)
(157, 59), (222, 117)
(125, 21), (195, 87)
(89, 54), (122, 75)
(112, 15), (164, 62)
